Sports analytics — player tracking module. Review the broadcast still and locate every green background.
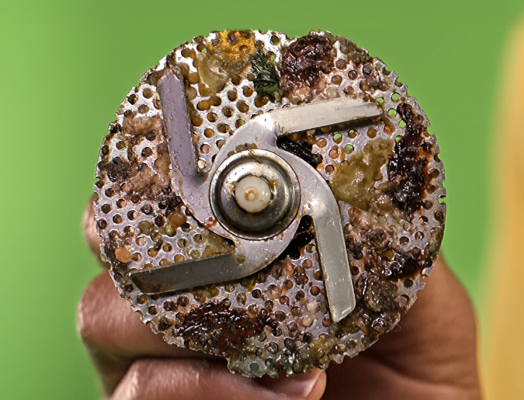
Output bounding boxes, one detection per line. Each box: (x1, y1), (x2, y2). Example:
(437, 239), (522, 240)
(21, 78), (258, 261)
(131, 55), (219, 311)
(1, 0), (522, 398)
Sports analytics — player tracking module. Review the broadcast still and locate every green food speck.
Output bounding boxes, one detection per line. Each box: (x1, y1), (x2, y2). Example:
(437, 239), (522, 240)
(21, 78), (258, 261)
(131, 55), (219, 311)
(251, 50), (281, 99)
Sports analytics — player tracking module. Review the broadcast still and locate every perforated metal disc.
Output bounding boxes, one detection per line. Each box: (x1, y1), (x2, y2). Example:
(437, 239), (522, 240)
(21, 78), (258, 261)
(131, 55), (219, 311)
(93, 30), (446, 377)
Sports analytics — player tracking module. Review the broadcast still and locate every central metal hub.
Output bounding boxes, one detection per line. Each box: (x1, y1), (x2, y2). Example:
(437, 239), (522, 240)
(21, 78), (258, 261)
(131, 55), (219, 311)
(210, 149), (300, 239)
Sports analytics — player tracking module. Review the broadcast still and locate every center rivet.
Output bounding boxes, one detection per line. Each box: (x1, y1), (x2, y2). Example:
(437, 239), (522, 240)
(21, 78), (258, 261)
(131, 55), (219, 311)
(234, 175), (272, 213)
(210, 149), (300, 238)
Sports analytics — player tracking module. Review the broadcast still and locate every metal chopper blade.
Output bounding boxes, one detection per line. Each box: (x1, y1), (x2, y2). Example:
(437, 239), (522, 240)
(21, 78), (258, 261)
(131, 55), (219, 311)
(130, 69), (381, 321)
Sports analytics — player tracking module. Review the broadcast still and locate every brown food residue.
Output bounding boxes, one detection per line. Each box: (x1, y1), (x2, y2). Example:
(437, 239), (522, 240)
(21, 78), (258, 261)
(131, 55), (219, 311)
(386, 103), (431, 217)
(280, 34), (336, 103)
(201, 233), (233, 258)
(330, 138), (393, 211)
(167, 208), (187, 228)
(115, 247), (133, 263)
(100, 156), (136, 183)
(177, 302), (275, 358)
(122, 113), (163, 137)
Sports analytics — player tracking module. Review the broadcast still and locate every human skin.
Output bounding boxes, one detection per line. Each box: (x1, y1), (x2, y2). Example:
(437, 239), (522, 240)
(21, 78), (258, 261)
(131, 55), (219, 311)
(79, 201), (482, 399)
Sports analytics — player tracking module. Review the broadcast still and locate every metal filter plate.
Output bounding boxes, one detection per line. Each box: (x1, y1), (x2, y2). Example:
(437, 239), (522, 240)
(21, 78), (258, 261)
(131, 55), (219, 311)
(93, 30), (446, 378)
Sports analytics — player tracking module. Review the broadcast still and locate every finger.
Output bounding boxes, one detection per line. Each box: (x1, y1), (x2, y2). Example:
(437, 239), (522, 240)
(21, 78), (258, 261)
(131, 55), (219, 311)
(110, 358), (326, 400)
(78, 272), (327, 398)
(323, 255), (482, 399)
(77, 272), (203, 393)
(78, 272), (187, 359)
(370, 255), (480, 387)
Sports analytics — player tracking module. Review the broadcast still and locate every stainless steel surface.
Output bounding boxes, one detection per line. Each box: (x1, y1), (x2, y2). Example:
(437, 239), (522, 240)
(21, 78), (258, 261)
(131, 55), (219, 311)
(302, 197), (356, 322)
(130, 252), (238, 294)
(270, 97), (382, 136)
(157, 69), (204, 189)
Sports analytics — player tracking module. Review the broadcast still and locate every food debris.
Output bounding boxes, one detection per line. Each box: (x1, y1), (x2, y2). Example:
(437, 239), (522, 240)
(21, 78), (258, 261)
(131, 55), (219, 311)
(251, 49), (281, 99)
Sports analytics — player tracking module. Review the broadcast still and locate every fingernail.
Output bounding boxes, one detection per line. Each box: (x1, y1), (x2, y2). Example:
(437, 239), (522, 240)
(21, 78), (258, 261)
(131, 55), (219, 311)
(259, 368), (324, 398)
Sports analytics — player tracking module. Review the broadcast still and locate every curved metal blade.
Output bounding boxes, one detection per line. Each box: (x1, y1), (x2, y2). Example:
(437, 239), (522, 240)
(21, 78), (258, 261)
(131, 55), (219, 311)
(273, 147), (356, 322)
(130, 253), (238, 294)
(270, 97), (382, 136)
